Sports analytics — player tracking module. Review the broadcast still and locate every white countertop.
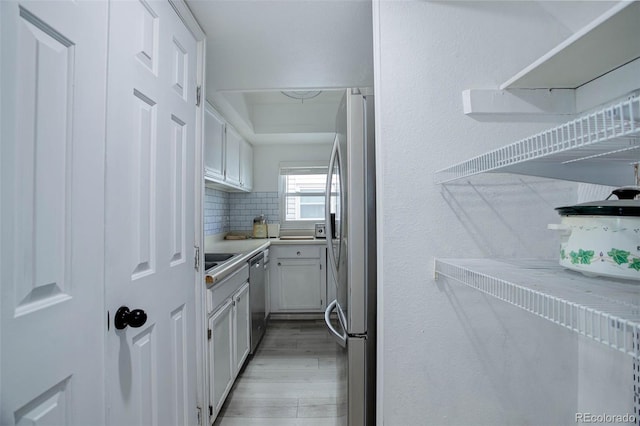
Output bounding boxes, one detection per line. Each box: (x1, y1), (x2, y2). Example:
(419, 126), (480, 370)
(204, 237), (327, 286)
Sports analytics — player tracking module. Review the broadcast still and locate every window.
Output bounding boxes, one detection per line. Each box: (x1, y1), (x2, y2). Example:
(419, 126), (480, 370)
(280, 165), (328, 228)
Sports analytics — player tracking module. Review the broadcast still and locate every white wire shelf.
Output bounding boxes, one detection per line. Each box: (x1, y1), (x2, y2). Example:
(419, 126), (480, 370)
(434, 96), (640, 186)
(434, 258), (640, 359)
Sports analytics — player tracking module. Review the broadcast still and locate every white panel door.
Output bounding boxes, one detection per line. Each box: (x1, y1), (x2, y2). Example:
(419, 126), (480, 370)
(105, 1), (198, 425)
(1, 1), (108, 425)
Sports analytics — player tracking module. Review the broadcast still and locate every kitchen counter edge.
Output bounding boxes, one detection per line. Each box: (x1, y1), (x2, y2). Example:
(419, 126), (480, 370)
(204, 238), (327, 286)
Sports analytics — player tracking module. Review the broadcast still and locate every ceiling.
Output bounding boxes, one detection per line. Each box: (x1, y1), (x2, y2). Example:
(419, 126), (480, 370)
(186, 0), (374, 145)
(185, 1), (619, 146)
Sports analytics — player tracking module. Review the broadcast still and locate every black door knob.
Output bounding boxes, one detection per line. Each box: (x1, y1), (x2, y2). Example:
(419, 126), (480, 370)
(114, 306), (148, 330)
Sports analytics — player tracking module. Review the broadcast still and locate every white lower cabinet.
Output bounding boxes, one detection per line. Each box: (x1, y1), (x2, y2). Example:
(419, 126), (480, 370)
(277, 258), (323, 310)
(269, 245), (327, 312)
(208, 299), (234, 418)
(207, 273), (251, 421)
(233, 282), (250, 372)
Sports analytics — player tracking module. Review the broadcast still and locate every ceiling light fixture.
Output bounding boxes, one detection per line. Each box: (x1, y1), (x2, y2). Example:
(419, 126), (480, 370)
(280, 90), (322, 103)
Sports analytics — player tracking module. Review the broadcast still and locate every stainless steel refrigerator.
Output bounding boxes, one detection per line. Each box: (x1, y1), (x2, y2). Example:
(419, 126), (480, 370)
(324, 89), (376, 426)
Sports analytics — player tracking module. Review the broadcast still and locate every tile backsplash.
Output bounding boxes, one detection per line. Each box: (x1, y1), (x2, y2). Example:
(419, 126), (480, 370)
(204, 188), (230, 235)
(204, 189), (280, 236)
(230, 192), (280, 232)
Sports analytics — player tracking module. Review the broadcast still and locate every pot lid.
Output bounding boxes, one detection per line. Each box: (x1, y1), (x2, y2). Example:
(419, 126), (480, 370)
(556, 187), (640, 216)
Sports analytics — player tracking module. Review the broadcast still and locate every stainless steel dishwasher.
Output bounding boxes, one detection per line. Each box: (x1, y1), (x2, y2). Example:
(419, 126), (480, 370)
(249, 252), (266, 353)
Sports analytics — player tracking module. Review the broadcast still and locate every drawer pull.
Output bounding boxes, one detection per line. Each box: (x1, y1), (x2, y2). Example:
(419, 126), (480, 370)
(297, 251), (301, 256)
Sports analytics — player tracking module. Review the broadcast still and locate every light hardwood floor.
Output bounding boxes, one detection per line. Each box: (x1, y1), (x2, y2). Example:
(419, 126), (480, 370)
(213, 320), (346, 426)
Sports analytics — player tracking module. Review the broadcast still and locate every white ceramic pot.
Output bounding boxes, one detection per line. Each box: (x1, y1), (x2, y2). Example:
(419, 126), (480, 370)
(549, 187), (640, 281)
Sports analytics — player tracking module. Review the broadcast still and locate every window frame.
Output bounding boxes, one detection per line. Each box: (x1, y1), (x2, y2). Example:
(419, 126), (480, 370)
(279, 162), (329, 230)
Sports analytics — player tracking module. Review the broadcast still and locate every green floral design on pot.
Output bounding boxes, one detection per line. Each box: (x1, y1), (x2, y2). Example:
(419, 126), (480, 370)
(566, 247), (640, 272)
(607, 248), (630, 265)
(629, 259), (640, 271)
(570, 249), (595, 265)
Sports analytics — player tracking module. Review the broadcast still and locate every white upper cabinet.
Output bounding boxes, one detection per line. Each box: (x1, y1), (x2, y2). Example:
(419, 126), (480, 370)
(224, 126), (242, 187)
(239, 138), (253, 191)
(204, 102), (226, 181)
(204, 102), (253, 192)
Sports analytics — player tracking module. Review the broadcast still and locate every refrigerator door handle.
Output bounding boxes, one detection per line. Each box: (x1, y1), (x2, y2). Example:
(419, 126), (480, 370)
(325, 137), (338, 279)
(324, 299), (347, 348)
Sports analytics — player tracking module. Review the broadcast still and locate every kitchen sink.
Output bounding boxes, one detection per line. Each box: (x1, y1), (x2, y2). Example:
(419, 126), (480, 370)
(204, 261), (218, 270)
(205, 253), (237, 262)
(204, 253), (240, 272)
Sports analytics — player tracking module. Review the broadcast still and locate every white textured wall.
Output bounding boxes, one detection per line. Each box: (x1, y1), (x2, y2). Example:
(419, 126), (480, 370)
(374, 1), (633, 424)
(252, 143), (332, 192)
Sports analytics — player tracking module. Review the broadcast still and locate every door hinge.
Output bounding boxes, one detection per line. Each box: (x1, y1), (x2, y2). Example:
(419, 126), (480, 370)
(196, 85), (202, 107)
(208, 328), (212, 340)
(209, 405), (213, 416)
(194, 245), (200, 271)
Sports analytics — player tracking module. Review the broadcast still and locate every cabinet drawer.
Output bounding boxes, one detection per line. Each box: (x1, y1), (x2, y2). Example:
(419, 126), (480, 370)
(207, 264), (249, 314)
(272, 245), (321, 259)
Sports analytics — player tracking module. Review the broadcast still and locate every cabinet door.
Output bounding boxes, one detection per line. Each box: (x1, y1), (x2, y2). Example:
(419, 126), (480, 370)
(204, 102), (225, 181)
(277, 258), (324, 311)
(209, 299), (234, 419)
(239, 138), (253, 191)
(233, 282), (250, 373)
(225, 126), (241, 186)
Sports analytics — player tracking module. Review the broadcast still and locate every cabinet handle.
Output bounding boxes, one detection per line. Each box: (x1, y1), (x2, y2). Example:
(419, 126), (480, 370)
(297, 251), (301, 256)
(277, 262), (281, 266)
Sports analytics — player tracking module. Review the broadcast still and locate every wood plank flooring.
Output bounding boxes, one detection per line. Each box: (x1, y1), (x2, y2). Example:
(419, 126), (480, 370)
(213, 320), (347, 426)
